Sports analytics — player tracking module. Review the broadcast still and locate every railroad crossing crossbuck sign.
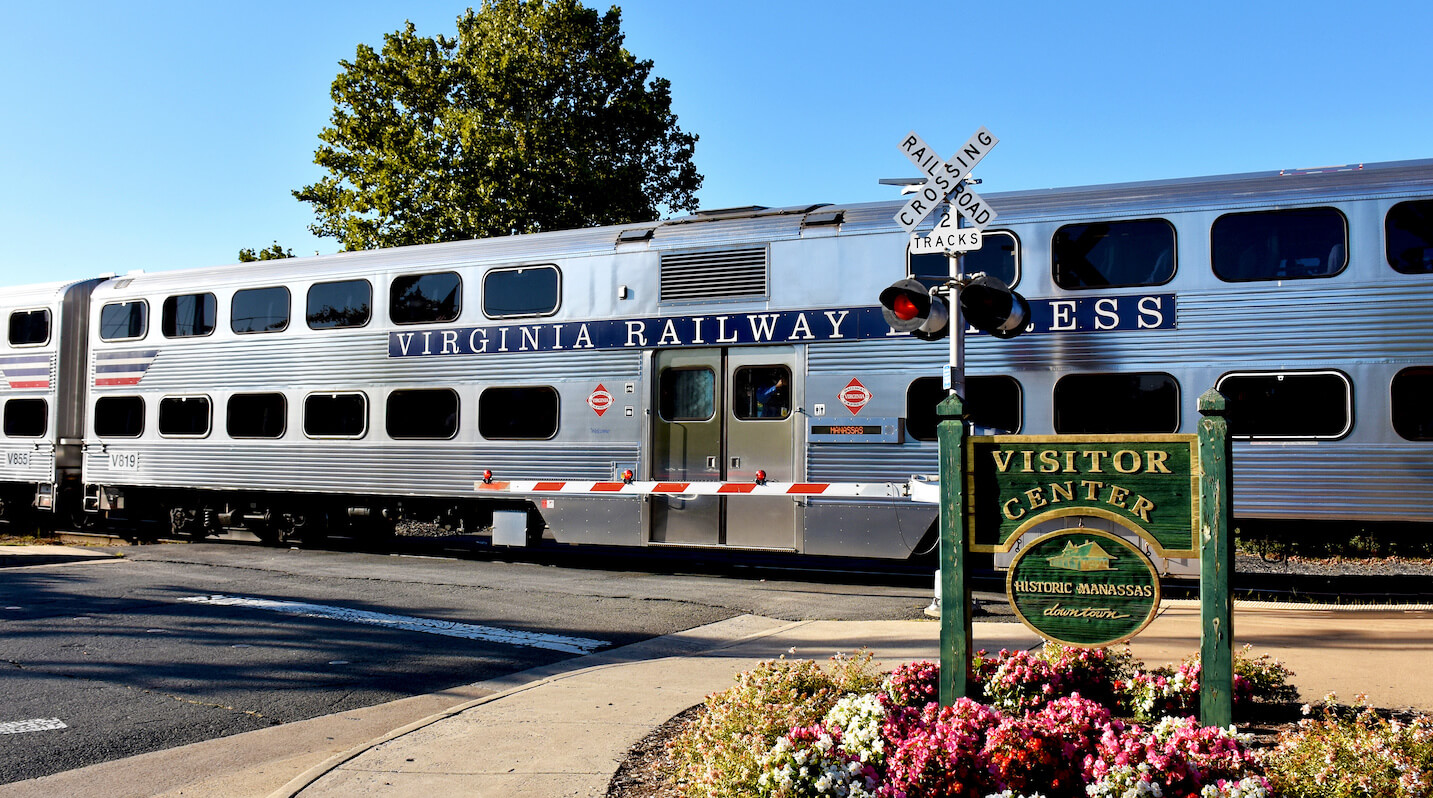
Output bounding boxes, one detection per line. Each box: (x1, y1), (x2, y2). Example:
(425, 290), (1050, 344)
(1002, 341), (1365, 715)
(895, 127), (1000, 247)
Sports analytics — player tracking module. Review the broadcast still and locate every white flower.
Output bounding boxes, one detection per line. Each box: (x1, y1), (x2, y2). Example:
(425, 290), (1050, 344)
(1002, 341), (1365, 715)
(822, 693), (888, 765)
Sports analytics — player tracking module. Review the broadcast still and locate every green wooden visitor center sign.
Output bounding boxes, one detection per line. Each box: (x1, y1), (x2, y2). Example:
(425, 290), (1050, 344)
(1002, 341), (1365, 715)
(936, 389), (1236, 727)
(967, 435), (1200, 557)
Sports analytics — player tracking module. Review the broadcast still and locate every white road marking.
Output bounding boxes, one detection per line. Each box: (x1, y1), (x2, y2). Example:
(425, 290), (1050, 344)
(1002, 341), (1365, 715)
(179, 595), (609, 655)
(0, 718), (67, 735)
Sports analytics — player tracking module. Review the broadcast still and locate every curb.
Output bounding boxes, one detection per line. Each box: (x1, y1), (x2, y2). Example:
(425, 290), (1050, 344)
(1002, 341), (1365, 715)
(266, 614), (812, 798)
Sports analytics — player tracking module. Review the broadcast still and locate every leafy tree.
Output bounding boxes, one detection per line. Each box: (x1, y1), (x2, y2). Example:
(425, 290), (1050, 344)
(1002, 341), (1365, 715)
(238, 242), (294, 262)
(296, 0), (703, 251)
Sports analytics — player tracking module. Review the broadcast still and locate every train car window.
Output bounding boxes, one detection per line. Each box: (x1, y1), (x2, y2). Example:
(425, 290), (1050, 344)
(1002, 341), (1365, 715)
(1392, 368), (1433, 440)
(94, 396), (144, 437)
(1054, 372), (1180, 434)
(909, 231), (1020, 289)
(303, 393), (368, 438)
(8, 309), (50, 346)
(659, 368), (716, 422)
(307, 280), (372, 329)
(158, 396), (211, 437)
(1212, 207), (1348, 282)
(391, 272), (462, 324)
(905, 378), (945, 441)
(482, 265), (559, 318)
(387, 389), (460, 439)
(231, 287), (291, 334)
(1386, 200), (1433, 274)
(906, 375), (1023, 441)
(162, 293), (217, 338)
(3, 398), (47, 437)
(1053, 219), (1175, 289)
(227, 393), (287, 438)
(1215, 371), (1351, 439)
(99, 301), (147, 341)
(478, 387), (558, 439)
(733, 366), (791, 420)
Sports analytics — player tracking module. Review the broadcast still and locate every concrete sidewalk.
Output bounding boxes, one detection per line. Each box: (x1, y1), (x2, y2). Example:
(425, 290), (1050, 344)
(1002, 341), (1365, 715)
(272, 615), (1014, 798)
(268, 601), (1433, 798)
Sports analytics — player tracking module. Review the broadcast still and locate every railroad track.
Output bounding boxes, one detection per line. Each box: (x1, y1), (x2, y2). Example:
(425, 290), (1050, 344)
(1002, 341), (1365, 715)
(25, 526), (1433, 605)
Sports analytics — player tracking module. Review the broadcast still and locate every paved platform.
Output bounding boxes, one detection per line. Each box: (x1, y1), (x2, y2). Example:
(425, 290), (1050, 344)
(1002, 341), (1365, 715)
(0, 544), (122, 569)
(2, 543), (1429, 798)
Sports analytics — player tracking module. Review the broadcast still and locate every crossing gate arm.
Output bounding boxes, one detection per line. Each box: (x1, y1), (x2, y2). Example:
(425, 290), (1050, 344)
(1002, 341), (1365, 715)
(473, 478), (927, 500)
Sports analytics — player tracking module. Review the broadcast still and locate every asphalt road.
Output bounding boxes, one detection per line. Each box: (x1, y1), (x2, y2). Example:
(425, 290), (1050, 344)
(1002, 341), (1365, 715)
(0, 542), (937, 784)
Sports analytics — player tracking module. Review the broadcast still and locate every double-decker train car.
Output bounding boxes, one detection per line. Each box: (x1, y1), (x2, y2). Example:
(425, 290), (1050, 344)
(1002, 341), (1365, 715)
(4, 158), (1430, 567)
(77, 206), (944, 555)
(0, 278), (103, 521)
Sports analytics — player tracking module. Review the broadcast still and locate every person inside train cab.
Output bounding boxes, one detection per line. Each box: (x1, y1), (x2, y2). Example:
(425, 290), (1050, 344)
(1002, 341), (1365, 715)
(753, 370), (790, 419)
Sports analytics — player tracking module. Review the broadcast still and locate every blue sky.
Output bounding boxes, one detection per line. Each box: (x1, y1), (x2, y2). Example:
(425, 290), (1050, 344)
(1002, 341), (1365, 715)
(1, 0), (1428, 287)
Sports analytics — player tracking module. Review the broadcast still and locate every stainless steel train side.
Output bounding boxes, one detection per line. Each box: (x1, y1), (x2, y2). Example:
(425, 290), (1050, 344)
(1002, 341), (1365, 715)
(77, 210), (938, 553)
(67, 158), (1433, 558)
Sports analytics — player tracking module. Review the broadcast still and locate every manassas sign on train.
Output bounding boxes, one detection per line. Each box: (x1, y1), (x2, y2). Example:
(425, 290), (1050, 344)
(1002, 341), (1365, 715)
(388, 295), (1174, 358)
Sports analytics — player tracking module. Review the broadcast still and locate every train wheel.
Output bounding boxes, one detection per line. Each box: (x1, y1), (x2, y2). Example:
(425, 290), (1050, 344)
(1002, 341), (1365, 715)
(169, 508), (194, 538)
(169, 507), (217, 540)
(278, 510), (328, 546)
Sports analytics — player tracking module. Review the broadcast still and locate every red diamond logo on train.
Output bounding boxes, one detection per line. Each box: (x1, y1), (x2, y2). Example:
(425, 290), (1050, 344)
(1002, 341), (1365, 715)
(587, 384), (613, 416)
(839, 378), (872, 415)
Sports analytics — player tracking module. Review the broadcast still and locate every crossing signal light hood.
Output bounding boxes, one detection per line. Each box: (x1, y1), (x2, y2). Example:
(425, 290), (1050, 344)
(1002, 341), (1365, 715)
(958, 274), (1030, 339)
(879, 278), (949, 340)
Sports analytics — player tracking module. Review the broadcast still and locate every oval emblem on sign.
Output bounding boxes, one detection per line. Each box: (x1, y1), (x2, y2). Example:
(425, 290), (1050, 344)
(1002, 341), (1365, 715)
(1006, 529), (1160, 647)
(587, 384), (613, 417)
(839, 378), (872, 414)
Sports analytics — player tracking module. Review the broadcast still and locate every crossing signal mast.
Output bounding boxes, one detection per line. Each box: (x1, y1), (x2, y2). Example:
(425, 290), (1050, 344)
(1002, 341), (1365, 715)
(882, 126), (1029, 640)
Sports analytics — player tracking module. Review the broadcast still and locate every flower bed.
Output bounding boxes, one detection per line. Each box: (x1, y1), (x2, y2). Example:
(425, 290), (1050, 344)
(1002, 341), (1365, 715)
(660, 646), (1433, 798)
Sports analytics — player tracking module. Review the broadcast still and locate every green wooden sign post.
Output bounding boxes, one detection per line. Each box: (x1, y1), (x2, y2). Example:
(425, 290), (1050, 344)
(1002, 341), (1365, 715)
(937, 387), (1235, 729)
(936, 393), (971, 707)
(1197, 389), (1234, 728)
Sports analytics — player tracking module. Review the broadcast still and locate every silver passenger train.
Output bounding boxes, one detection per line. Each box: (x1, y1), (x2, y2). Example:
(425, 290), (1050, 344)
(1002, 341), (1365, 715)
(1, 159), (1430, 561)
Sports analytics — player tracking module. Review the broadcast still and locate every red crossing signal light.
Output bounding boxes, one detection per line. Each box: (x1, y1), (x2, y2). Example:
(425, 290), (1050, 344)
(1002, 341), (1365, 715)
(879, 278), (949, 340)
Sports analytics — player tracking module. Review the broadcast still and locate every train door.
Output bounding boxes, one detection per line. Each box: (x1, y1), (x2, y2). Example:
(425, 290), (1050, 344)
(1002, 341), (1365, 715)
(650, 346), (798, 550)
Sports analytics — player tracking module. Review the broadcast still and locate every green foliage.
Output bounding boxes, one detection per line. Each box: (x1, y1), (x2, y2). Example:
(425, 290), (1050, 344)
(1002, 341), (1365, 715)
(1261, 696), (1433, 797)
(238, 242), (294, 262)
(1235, 521), (1433, 560)
(296, 0), (702, 251)
(971, 645), (1136, 715)
(669, 652), (1433, 797)
(1121, 645), (1298, 722)
(1233, 646), (1300, 704)
(668, 653), (880, 798)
